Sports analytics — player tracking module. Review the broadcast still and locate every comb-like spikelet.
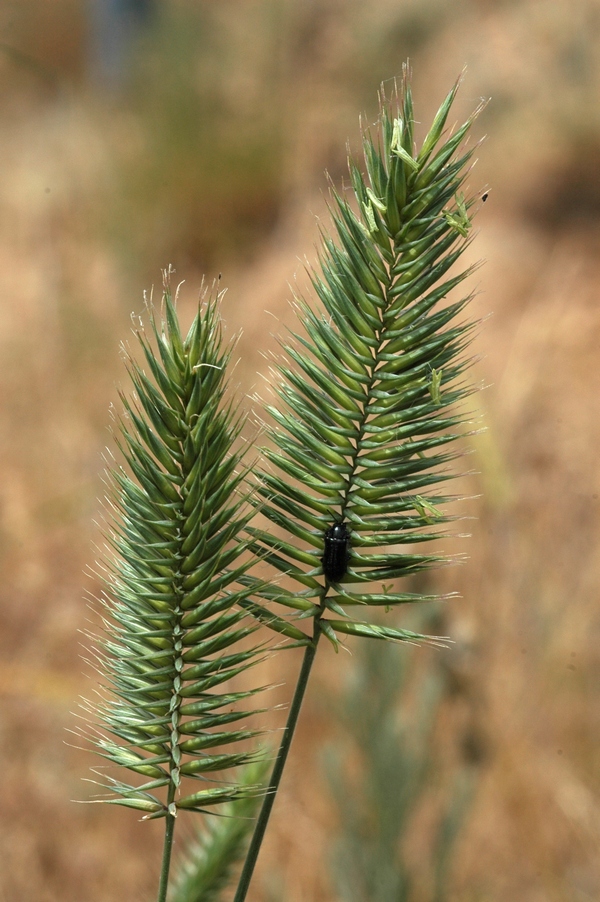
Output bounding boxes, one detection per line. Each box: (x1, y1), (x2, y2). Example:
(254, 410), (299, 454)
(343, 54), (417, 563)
(247, 68), (486, 649)
(81, 274), (269, 819)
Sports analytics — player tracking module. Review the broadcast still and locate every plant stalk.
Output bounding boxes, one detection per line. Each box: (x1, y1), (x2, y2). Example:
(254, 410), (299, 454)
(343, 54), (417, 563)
(233, 623), (322, 902)
(157, 784), (177, 902)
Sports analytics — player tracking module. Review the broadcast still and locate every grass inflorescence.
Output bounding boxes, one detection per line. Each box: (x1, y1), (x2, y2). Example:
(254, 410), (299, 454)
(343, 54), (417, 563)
(81, 66), (486, 902)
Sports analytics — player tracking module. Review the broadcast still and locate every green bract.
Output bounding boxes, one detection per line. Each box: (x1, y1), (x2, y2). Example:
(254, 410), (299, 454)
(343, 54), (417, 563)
(248, 70), (485, 650)
(82, 275), (267, 818)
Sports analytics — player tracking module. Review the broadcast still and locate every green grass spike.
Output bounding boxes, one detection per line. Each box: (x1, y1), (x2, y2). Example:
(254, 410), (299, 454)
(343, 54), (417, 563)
(249, 68), (485, 649)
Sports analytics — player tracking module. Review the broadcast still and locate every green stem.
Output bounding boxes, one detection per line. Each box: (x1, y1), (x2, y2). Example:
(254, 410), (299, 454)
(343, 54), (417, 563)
(156, 784), (177, 902)
(233, 623), (322, 902)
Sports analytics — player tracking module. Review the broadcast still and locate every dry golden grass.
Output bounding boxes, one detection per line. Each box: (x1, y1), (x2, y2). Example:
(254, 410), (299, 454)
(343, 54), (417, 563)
(0, 1), (599, 900)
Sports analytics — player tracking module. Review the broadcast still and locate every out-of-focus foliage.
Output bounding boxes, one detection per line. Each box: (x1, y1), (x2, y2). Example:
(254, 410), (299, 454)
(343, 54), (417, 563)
(324, 612), (478, 902)
(110, 2), (286, 271)
(168, 758), (271, 902)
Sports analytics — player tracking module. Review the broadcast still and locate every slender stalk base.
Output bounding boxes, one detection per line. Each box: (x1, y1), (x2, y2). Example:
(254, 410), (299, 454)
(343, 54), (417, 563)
(157, 796), (176, 902)
(233, 626), (321, 902)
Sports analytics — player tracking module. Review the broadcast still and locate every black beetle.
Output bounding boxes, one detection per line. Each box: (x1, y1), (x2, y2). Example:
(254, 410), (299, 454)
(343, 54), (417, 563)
(322, 521), (350, 583)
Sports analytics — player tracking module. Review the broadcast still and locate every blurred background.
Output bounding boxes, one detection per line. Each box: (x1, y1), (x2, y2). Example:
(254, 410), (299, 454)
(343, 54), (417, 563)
(0, 1), (599, 900)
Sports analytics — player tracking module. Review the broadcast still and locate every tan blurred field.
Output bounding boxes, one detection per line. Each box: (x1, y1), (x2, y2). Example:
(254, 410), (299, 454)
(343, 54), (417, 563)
(0, 1), (599, 900)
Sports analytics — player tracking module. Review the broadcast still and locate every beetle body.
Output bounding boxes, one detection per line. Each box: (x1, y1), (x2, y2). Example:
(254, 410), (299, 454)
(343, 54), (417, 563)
(322, 521), (350, 583)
